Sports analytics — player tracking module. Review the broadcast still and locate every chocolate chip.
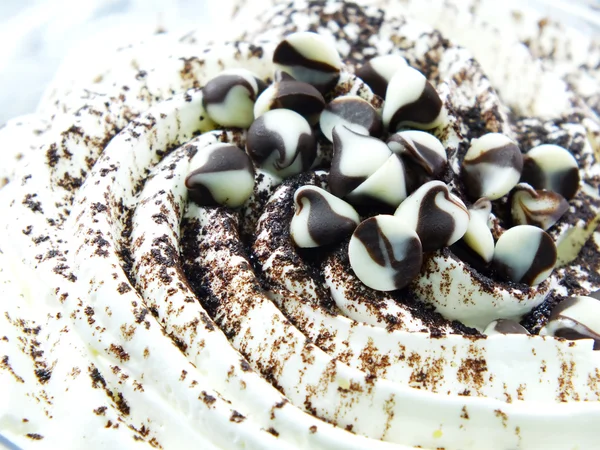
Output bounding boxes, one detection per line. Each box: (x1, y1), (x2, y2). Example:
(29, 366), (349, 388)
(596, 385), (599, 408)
(394, 181), (469, 252)
(484, 319), (529, 336)
(254, 77), (325, 125)
(387, 130), (447, 191)
(329, 125), (407, 207)
(521, 144), (580, 200)
(492, 225), (557, 286)
(273, 31), (342, 93)
(348, 153), (408, 208)
(382, 65), (444, 132)
(319, 95), (383, 142)
(202, 69), (265, 128)
(290, 186), (359, 248)
(355, 54), (408, 98)
(185, 143), (254, 207)
(511, 183), (569, 230)
(459, 198), (495, 264)
(246, 109), (316, 179)
(462, 133), (523, 200)
(542, 296), (600, 350)
(348, 215), (423, 291)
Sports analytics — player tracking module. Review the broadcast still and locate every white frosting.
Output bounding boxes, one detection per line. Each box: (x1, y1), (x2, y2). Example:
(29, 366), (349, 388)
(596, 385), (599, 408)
(1, 1), (600, 449)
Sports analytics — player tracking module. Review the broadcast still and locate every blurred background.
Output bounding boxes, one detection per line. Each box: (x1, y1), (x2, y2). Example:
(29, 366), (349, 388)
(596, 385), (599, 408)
(0, 0), (598, 125)
(0, 0), (233, 124)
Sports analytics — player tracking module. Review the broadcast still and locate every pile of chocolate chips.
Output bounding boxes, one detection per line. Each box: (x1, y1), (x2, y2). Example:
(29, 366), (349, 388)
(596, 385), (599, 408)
(184, 31), (600, 346)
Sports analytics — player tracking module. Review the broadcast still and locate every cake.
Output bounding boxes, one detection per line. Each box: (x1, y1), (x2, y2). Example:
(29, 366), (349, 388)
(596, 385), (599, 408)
(1, 1), (600, 449)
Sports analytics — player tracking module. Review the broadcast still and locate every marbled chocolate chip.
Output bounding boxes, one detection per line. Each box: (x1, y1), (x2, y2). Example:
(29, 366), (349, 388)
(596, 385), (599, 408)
(185, 143), (254, 207)
(290, 186), (359, 248)
(484, 319), (529, 336)
(542, 296), (600, 350)
(273, 31), (342, 93)
(348, 214), (423, 291)
(394, 181), (469, 252)
(511, 183), (569, 231)
(387, 130), (447, 191)
(588, 290), (600, 301)
(329, 125), (393, 198)
(492, 225), (556, 286)
(202, 69), (265, 128)
(246, 109), (316, 179)
(319, 95), (383, 142)
(254, 78), (325, 125)
(459, 198), (495, 264)
(462, 133), (523, 200)
(346, 153), (408, 208)
(521, 144), (580, 200)
(382, 66), (444, 132)
(355, 54), (408, 98)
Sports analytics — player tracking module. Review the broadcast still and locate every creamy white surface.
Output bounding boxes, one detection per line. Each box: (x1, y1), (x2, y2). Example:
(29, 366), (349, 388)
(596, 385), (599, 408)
(1, 1), (600, 450)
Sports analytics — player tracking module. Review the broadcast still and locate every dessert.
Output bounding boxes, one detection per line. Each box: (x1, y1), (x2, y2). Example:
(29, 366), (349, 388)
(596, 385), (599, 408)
(1, 1), (600, 449)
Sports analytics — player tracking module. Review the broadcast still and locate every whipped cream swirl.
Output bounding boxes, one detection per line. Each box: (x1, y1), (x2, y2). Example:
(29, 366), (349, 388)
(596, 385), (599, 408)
(1, 2), (600, 449)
